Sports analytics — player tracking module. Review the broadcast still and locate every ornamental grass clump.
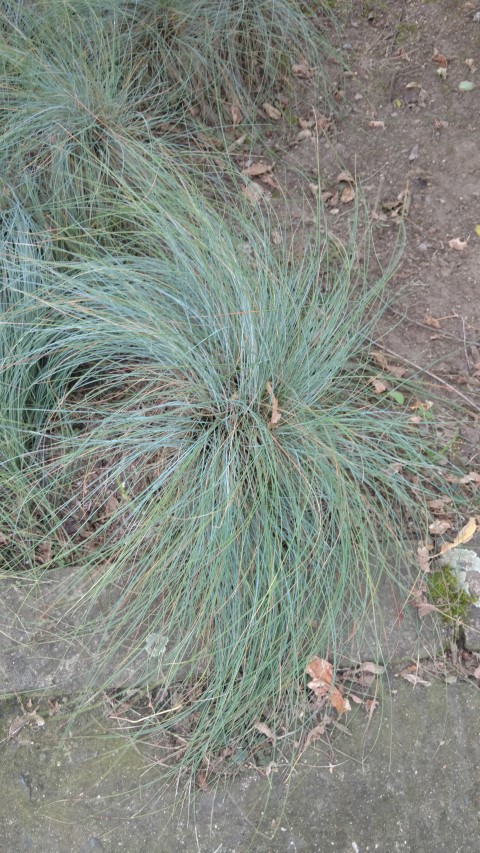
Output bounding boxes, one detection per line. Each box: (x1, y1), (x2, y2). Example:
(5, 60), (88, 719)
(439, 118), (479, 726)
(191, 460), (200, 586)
(0, 153), (463, 780)
(0, 1), (193, 246)
(117, 0), (339, 128)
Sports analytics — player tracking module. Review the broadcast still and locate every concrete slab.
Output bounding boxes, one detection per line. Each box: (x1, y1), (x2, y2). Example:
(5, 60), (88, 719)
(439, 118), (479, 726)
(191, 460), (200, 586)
(1, 680), (479, 852)
(0, 565), (447, 694)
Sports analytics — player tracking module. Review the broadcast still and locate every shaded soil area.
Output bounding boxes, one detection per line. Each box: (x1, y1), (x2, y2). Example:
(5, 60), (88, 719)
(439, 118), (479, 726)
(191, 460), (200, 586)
(248, 0), (480, 462)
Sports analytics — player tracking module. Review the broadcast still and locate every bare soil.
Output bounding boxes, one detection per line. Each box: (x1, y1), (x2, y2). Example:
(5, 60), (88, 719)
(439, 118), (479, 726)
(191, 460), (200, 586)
(245, 0), (480, 466)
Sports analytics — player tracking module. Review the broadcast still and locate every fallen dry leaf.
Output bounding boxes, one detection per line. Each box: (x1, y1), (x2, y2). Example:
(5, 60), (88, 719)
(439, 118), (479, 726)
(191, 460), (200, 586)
(357, 662), (385, 675)
(314, 113), (331, 131)
(292, 60), (313, 79)
(241, 182), (265, 203)
(254, 721), (276, 742)
(465, 58), (477, 73)
(428, 496), (453, 513)
(459, 471), (480, 484)
(265, 381), (281, 426)
(401, 672), (431, 687)
(440, 517), (477, 554)
(369, 377), (389, 394)
(9, 711), (45, 739)
(306, 657), (350, 716)
(449, 237), (468, 251)
(263, 102), (281, 121)
(296, 128), (312, 142)
(424, 315), (441, 329)
(306, 657), (333, 683)
(417, 545), (432, 573)
(260, 761), (278, 778)
(230, 103), (243, 126)
(258, 173), (279, 190)
(432, 50), (448, 68)
(371, 350), (389, 370)
(336, 170), (354, 184)
(411, 592), (438, 618)
(304, 722), (327, 749)
(369, 120), (385, 129)
(340, 185), (355, 204)
(365, 699), (379, 720)
(242, 161), (273, 177)
(35, 541), (52, 564)
(429, 518), (453, 536)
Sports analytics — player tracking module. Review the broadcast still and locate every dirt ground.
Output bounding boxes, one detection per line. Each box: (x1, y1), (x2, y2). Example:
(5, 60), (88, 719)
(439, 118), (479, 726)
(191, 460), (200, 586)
(250, 0), (480, 465)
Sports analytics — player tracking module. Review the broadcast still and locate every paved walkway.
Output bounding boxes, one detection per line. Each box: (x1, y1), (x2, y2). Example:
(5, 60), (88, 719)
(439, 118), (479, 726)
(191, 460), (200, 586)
(2, 678), (479, 852)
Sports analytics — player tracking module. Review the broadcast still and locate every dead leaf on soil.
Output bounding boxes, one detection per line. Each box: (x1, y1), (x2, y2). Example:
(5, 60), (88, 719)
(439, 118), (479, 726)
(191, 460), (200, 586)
(446, 471), (480, 484)
(197, 132), (222, 150)
(35, 541), (52, 564)
(263, 102), (282, 121)
(369, 377), (390, 394)
(365, 699), (379, 720)
(9, 711), (45, 739)
(299, 112), (331, 132)
(265, 381), (281, 426)
(417, 545), (432, 573)
(241, 182), (265, 204)
(465, 58), (477, 73)
(259, 761), (278, 777)
(242, 161), (273, 177)
(448, 237), (468, 251)
(427, 496), (453, 513)
(230, 103), (243, 126)
(423, 314), (441, 329)
(440, 517), (477, 554)
(369, 120), (385, 129)
(400, 671), (431, 687)
(459, 471), (480, 484)
(371, 350), (389, 370)
(358, 662), (386, 675)
(258, 172), (279, 190)
(336, 170), (355, 185)
(296, 128), (312, 142)
(432, 50), (448, 68)
(292, 60), (313, 79)
(254, 721), (276, 742)
(306, 657), (351, 716)
(340, 185), (355, 204)
(304, 722), (327, 749)
(429, 518), (453, 536)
